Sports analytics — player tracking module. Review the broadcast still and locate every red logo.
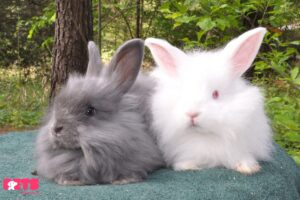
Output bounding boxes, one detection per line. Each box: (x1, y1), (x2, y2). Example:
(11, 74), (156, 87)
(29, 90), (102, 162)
(2, 178), (39, 195)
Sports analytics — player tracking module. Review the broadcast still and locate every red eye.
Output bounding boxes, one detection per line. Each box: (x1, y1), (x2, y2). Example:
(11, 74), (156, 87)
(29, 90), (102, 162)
(212, 90), (219, 99)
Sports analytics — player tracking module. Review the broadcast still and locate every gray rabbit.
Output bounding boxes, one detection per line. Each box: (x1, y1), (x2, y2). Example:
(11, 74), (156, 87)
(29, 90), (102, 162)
(35, 39), (164, 186)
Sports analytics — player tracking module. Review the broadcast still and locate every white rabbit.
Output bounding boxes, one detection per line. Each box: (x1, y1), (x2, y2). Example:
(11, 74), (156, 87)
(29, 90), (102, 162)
(145, 27), (274, 174)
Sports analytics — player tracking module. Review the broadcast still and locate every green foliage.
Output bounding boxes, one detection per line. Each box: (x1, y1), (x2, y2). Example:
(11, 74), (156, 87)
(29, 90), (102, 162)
(160, 0), (241, 48)
(27, 1), (55, 54)
(255, 32), (300, 87)
(254, 77), (300, 165)
(0, 0), (52, 67)
(27, 3), (55, 39)
(158, 0), (300, 49)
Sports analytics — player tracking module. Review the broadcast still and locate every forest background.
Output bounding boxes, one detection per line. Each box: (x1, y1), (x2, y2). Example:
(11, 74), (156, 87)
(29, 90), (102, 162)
(0, 0), (299, 165)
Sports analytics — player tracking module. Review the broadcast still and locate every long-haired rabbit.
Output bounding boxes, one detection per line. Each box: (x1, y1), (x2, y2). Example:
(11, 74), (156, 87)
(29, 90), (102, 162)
(35, 39), (164, 185)
(145, 27), (273, 174)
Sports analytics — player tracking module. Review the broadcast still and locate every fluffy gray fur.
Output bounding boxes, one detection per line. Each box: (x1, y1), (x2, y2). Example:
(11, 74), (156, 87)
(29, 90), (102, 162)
(35, 39), (164, 185)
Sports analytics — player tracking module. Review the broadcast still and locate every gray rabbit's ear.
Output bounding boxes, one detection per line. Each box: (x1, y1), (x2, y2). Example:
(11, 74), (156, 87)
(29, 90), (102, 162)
(107, 39), (144, 94)
(86, 41), (102, 77)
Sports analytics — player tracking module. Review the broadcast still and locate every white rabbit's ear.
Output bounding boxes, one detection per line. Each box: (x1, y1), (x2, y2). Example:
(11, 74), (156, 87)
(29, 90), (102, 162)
(223, 27), (267, 77)
(86, 41), (102, 76)
(145, 38), (186, 76)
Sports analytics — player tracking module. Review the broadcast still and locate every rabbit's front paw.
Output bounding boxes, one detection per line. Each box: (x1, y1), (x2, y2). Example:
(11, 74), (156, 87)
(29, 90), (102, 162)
(111, 177), (142, 185)
(235, 161), (261, 175)
(55, 176), (84, 186)
(173, 161), (200, 171)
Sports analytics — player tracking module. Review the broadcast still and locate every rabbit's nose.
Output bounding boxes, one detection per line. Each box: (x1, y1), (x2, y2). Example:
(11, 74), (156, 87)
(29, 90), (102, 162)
(187, 112), (199, 119)
(54, 126), (63, 133)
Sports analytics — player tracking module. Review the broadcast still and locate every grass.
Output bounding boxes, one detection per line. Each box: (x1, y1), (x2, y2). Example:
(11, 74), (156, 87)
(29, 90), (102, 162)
(0, 67), (299, 165)
(254, 76), (300, 165)
(0, 67), (49, 131)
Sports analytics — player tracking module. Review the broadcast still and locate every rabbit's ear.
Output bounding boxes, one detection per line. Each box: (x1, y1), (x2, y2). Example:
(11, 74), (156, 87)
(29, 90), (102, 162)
(86, 41), (102, 76)
(145, 38), (186, 76)
(107, 39), (144, 94)
(224, 27), (267, 77)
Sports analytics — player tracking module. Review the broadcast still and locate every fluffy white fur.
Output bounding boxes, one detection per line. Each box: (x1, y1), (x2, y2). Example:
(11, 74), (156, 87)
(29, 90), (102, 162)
(145, 27), (274, 174)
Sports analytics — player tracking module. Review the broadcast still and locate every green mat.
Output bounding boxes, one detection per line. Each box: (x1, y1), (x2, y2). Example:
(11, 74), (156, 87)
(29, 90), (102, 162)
(0, 131), (299, 200)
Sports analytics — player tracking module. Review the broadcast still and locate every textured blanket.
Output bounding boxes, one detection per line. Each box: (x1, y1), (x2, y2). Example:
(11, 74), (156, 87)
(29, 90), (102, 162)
(0, 131), (299, 200)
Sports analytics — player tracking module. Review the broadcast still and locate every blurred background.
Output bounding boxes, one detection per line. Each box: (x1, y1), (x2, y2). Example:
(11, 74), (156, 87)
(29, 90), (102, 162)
(0, 0), (299, 165)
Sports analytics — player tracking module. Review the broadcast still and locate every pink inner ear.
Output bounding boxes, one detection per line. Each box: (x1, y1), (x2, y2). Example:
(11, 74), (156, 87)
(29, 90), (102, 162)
(148, 44), (177, 75)
(231, 33), (262, 76)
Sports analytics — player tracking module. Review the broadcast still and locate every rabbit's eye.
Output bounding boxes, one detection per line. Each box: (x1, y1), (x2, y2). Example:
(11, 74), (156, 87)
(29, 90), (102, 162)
(85, 106), (96, 116)
(212, 90), (219, 99)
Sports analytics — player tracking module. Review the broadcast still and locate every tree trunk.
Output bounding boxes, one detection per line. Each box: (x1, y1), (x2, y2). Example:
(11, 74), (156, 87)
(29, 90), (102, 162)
(50, 0), (93, 101)
(136, 0), (141, 38)
(98, 0), (102, 56)
(140, 0), (144, 38)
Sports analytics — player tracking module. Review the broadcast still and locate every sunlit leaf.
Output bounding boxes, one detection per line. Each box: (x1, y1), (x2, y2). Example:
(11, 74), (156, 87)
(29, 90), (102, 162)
(290, 67), (299, 80)
(196, 17), (216, 31)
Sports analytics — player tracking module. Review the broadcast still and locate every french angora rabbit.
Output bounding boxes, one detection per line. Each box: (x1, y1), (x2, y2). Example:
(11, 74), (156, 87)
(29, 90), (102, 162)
(35, 39), (164, 185)
(145, 27), (273, 174)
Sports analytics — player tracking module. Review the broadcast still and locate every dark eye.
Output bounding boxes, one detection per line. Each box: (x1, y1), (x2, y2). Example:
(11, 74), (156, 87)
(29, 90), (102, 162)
(85, 106), (96, 116)
(212, 90), (219, 99)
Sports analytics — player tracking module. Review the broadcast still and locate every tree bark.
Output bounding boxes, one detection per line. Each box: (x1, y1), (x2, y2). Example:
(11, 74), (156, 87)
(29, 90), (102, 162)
(136, 0), (141, 38)
(98, 0), (102, 56)
(140, 0), (144, 38)
(50, 0), (93, 101)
